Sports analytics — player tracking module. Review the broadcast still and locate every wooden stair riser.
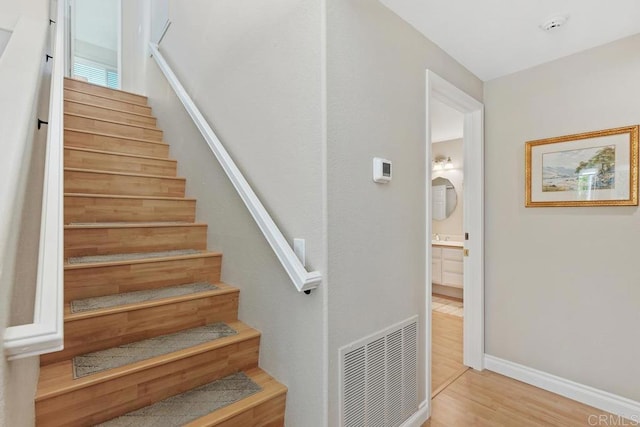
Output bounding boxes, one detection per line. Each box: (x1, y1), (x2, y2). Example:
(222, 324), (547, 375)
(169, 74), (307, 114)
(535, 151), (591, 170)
(64, 195), (196, 225)
(65, 114), (163, 141)
(64, 148), (177, 177)
(64, 255), (221, 301)
(65, 89), (152, 115)
(64, 225), (207, 258)
(64, 169), (185, 197)
(65, 100), (157, 127)
(209, 394), (286, 427)
(40, 292), (239, 365)
(34, 83), (288, 426)
(65, 129), (170, 158)
(36, 336), (260, 426)
(64, 78), (148, 105)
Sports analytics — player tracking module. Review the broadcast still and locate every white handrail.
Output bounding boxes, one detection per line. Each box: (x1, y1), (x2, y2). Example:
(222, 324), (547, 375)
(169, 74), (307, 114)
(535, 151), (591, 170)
(149, 43), (321, 293)
(3, 0), (65, 359)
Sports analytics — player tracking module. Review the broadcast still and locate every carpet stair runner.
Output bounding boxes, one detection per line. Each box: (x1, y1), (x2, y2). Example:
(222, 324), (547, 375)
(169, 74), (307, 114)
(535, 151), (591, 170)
(35, 78), (287, 426)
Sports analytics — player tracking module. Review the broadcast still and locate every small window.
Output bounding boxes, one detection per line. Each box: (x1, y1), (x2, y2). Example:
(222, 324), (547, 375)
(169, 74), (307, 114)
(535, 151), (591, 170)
(73, 60), (119, 89)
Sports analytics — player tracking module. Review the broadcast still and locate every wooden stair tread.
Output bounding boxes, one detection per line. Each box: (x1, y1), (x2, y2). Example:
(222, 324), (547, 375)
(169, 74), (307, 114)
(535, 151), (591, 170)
(38, 78), (287, 425)
(65, 146), (176, 163)
(64, 100), (157, 127)
(65, 147), (177, 178)
(64, 77), (148, 98)
(64, 89), (153, 117)
(64, 112), (161, 132)
(74, 368), (284, 427)
(64, 199), (197, 223)
(36, 321), (258, 400)
(64, 193), (196, 201)
(64, 250), (221, 270)
(64, 87), (150, 108)
(65, 222), (206, 229)
(64, 167), (185, 180)
(64, 99), (155, 118)
(64, 194), (197, 225)
(95, 368), (287, 427)
(186, 367), (287, 427)
(64, 282), (238, 320)
(64, 128), (168, 146)
(64, 225), (207, 259)
(64, 78), (149, 106)
(65, 169), (186, 198)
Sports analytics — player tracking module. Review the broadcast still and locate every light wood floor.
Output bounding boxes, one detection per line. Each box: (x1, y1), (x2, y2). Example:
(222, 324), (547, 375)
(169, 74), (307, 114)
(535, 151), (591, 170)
(427, 308), (614, 426)
(432, 311), (466, 396)
(424, 369), (614, 426)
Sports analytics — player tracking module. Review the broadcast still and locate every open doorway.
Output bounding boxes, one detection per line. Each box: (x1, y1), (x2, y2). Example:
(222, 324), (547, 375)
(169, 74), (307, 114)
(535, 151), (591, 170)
(69, 0), (122, 89)
(425, 70), (484, 409)
(430, 99), (466, 397)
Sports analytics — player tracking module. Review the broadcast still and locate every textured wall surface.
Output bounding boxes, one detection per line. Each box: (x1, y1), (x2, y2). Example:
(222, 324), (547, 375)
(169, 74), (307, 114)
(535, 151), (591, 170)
(143, 1), (327, 424)
(139, 0), (484, 424)
(484, 33), (640, 401)
(326, 0), (482, 424)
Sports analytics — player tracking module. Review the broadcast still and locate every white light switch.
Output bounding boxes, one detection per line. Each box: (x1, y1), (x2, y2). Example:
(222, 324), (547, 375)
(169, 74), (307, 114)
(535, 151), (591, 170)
(294, 238), (306, 267)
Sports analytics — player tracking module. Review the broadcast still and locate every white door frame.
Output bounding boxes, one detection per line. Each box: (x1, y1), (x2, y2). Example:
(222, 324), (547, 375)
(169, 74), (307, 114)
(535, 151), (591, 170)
(67, 0), (123, 88)
(116, 0), (122, 89)
(67, 0), (74, 77)
(425, 70), (484, 407)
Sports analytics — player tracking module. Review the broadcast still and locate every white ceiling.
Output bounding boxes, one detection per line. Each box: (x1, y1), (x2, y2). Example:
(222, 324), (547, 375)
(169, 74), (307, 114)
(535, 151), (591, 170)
(379, 0), (640, 81)
(431, 99), (463, 143)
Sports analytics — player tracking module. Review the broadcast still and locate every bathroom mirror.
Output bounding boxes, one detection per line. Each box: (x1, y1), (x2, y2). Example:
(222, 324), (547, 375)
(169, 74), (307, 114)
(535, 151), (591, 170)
(432, 177), (457, 220)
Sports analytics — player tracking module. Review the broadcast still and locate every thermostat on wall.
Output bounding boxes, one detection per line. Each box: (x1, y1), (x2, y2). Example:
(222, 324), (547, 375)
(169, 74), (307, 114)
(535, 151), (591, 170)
(373, 157), (392, 183)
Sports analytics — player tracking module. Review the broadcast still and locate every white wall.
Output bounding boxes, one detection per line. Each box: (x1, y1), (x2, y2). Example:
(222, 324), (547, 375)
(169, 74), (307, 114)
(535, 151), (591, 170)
(0, 0), (45, 20)
(0, 29), (12, 57)
(75, 0), (118, 50)
(326, 0), (482, 424)
(149, 0), (168, 44)
(120, 0), (149, 94)
(432, 138), (464, 238)
(484, 33), (640, 402)
(74, 0), (119, 67)
(141, 1), (327, 425)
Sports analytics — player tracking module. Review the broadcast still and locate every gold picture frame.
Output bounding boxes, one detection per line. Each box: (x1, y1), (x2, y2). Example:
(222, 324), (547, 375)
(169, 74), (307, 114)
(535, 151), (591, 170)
(525, 125), (639, 207)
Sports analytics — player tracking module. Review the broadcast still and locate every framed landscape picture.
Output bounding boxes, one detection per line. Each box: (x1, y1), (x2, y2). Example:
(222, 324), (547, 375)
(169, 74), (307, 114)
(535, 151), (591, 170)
(525, 125), (639, 207)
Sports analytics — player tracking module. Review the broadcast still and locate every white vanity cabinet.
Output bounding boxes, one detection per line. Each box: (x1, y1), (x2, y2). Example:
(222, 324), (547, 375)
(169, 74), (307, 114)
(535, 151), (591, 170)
(431, 245), (463, 288)
(432, 247), (443, 285)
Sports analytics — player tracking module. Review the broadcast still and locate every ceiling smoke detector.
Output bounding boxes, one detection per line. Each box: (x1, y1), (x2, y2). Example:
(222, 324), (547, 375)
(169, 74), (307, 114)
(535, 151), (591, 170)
(539, 15), (569, 31)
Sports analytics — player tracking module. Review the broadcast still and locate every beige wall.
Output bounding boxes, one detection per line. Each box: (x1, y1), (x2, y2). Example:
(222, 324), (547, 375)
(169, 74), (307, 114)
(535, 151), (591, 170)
(432, 138), (464, 238)
(484, 33), (640, 401)
(142, 1), (327, 425)
(0, 0), (45, 19)
(136, 0), (484, 424)
(326, 0), (482, 424)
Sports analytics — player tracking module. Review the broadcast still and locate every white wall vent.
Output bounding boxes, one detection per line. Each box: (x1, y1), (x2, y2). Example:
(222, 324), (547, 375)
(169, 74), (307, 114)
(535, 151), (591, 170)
(340, 316), (419, 427)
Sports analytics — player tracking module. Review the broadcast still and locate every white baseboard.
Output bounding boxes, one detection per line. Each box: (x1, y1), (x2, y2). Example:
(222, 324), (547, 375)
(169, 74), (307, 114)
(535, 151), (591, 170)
(484, 354), (640, 421)
(400, 400), (430, 427)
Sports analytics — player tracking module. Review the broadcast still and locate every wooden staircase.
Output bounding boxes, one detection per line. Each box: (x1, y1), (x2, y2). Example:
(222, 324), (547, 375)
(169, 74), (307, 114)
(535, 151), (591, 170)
(35, 78), (287, 426)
